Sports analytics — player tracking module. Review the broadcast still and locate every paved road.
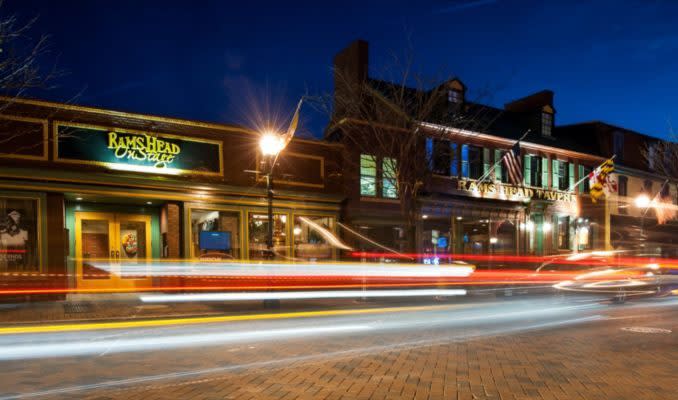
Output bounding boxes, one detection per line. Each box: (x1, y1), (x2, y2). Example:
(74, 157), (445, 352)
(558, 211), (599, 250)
(0, 294), (676, 400)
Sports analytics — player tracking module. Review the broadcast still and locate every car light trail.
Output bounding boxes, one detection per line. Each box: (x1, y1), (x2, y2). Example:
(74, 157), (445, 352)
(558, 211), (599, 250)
(139, 289), (467, 303)
(0, 324), (375, 361)
(0, 304), (458, 336)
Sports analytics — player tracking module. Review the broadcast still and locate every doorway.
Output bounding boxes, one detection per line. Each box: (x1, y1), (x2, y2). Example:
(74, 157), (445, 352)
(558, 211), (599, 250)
(75, 211), (153, 289)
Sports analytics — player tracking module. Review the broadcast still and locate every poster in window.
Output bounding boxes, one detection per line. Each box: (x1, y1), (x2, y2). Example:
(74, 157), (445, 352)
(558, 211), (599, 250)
(0, 198), (38, 271)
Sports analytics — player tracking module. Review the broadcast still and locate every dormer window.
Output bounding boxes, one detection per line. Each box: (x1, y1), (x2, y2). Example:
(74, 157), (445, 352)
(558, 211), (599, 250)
(541, 112), (553, 137)
(448, 89), (462, 104)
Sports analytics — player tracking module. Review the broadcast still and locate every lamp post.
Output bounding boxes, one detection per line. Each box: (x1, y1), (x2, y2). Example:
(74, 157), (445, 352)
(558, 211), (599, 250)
(259, 132), (286, 259)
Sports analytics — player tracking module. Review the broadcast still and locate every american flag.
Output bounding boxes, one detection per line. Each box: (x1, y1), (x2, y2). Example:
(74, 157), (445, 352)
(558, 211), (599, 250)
(502, 141), (523, 185)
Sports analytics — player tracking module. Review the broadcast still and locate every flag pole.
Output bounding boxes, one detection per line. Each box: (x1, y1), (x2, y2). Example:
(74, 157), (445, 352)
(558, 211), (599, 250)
(476, 129), (531, 184)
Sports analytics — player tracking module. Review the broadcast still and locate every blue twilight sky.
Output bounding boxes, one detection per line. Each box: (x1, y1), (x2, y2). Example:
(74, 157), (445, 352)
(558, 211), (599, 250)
(6, 0), (678, 139)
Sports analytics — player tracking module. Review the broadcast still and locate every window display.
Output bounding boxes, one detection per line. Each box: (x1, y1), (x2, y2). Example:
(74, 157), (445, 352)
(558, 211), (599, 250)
(191, 209), (240, 259)
(293, 215), (335, 260)
(0, 197), (39, 271)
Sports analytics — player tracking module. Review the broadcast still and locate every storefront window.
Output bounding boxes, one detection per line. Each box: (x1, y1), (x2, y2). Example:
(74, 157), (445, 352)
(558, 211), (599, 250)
(575, 218), (592, 251)
(556, 215), (570, 250)
(249, 213), (287, 260)
(293, 215), (335, 260)
(191, 209), (240, 259)
(0, 197), (39, 271)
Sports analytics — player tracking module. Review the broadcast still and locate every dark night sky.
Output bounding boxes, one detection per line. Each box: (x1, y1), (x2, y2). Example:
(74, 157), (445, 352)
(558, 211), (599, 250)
(6, 0), (678, 139)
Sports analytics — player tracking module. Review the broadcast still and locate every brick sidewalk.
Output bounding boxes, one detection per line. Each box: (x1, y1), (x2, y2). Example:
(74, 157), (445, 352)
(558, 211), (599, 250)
(27, 302), (675, 400)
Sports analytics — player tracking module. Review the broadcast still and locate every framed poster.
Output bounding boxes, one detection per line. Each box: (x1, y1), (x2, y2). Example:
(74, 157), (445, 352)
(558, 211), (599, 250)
(0, 196), (40, 271)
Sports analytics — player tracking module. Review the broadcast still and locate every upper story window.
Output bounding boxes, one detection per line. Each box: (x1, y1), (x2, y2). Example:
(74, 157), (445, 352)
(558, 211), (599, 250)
(643, 179), (653, 193)
(428, 139), (451, 176)
(467, 145), (483, 179)
(661, 182), (670, 198)
(360, 154), (377, 196)
(523, 155), (545, 187)
(618, 175), (628, 215)
(448, 90), (462, 104)
(382, 157), (398, 199)
(541, 112), (553, 137)
(552, 159), (571, 191)
(579, 165), (592, 193)
(360, 154), (398, 199)
(613, 131), (624, 161)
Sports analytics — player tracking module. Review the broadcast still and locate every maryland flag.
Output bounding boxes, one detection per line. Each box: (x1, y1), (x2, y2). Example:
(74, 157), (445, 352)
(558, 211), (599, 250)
(281, 98), (303, 148)
(588, 158), (616, 203)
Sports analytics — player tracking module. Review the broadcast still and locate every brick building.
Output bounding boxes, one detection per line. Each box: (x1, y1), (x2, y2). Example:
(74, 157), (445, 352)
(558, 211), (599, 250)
(0, 97), (343, 291)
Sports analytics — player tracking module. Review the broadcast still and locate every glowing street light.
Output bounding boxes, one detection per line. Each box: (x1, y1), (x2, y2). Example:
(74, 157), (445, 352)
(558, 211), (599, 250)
(259, 132), (286, 156)
(634, 193), (651, 209)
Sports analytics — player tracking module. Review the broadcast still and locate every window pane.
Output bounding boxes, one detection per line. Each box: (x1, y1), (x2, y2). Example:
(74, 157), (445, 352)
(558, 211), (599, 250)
(248, 213), (287, 260)
(191, 209), (241, 259)
(382, 157), (398, 198)
(432, 140), (451, 175)
(360, 154), (376, 176)
(468, 146), (482, 179)
(360, 154), (377, 196)
(558, 161), (569, 190)
(294, 216), (335, 260)
(383, 178), (398, 198)
(360, 176), (376, 196)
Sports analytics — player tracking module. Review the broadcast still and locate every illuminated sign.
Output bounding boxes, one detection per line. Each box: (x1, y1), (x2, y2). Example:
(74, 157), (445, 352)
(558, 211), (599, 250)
(55, 123), (223, 176)
(107, 131), (181, 168)
(457, 179), (576, 203)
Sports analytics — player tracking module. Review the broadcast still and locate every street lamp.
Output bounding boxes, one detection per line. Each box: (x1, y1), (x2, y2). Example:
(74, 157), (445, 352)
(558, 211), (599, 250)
(259, 132), (287, 259)
(634, 193), (651, 208)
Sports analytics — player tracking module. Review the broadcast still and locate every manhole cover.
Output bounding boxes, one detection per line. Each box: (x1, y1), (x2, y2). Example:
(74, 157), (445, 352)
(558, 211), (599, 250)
(621, 327), (672, 334)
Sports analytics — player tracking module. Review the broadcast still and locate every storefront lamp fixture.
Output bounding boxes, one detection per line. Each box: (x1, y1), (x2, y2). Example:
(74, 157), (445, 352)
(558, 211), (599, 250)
(489, 237), (498, 244)
(75, 197), (83, 201)
(634, 193), (651, 209)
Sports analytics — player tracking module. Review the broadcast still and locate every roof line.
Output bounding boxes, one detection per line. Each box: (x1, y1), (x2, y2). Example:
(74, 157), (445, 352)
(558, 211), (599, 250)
(0, 96), (339, 147)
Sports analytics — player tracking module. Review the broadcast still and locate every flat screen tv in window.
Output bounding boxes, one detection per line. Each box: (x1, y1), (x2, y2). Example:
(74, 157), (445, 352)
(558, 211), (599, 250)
(199, 231), (231, 251)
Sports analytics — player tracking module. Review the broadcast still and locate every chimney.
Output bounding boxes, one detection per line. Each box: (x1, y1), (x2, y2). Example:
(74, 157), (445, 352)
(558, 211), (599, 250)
(333, 40), (369, 120)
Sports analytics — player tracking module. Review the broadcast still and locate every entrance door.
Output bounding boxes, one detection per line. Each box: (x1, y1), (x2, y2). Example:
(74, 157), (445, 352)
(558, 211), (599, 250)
(75, 212), (153, 289)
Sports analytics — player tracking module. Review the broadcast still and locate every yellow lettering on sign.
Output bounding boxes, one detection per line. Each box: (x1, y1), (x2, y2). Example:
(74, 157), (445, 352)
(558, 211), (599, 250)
(106, 131), (182, 168)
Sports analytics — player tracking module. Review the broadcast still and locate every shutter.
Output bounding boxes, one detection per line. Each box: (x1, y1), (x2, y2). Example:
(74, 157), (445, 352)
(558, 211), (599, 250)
(483, 148), (490, 176)
(461, 144), (469, 178)
(524, 155), (531, 186)
(578, 165), (585, 192)
(552, 159), (559, 190)
(541, 157), (549, 188)
(568, 163), (575, 191)
(494, 149), (502, 181)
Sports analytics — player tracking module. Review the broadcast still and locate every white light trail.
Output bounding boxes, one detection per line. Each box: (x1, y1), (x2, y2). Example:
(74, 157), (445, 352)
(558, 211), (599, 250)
(140, 289), (468, 303)
(83, 261), (475, 278)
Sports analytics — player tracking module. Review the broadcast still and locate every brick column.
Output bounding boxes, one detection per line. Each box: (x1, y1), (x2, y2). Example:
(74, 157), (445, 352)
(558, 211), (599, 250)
(161, 202), (181, 258)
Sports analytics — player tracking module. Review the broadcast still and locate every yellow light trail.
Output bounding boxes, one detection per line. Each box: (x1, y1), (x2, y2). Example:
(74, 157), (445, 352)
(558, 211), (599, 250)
(0, 304), (464, 336)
